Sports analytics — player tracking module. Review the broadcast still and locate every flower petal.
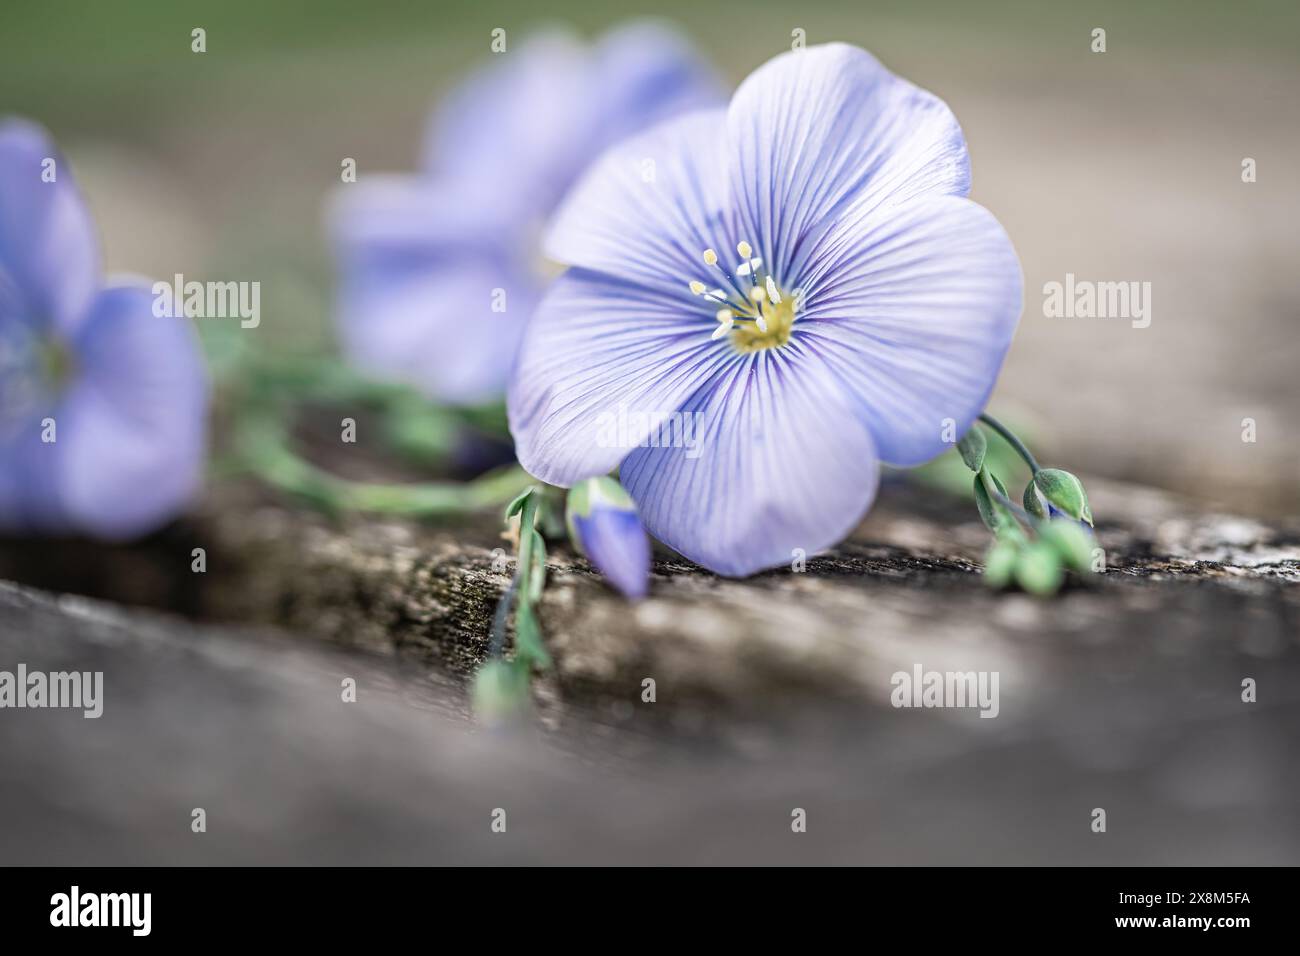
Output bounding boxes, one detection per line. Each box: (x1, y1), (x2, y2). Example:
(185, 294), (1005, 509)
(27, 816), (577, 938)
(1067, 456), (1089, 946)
(330, 175), (518, 256)
(508, 268), (734, 486)
(0, 118), (100, 335)
(57, 283), (208, 538)
(588, 20), (725, 150)
(0, 284), (207, 537)
(338, 253), (534, 407)
(619, 342), (880, 577)
(330, 177), (532, 405)
(0, 414), (67, 534)
(426, 25), (723, 225)
(792, 195), (1022, 466)
(726, 44), (970, 285)
(544, 108), (735, 299)
(423, 31), (595, 220)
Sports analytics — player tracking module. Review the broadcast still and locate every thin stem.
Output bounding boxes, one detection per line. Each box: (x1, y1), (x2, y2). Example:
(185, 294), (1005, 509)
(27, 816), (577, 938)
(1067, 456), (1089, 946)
(345, 464), (533, 516)
(502, 489), (552, 669)
(989, 488), (1039, 528)
(488, 577), (519, 659)
(233, 416), (532, 518)
(978, 413), (1040, 474)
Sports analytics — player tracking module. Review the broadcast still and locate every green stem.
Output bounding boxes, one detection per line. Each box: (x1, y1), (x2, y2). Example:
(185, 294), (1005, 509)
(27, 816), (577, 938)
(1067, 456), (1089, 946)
(488, 578), (518, 659)
(978, 413), (1041, 475)
(233, 417), (532, 518)
(516, 492), (539, 578)
(989, 487), (1039, 528)
(488, 487), (552, 671)
(345, 465), (533, 516)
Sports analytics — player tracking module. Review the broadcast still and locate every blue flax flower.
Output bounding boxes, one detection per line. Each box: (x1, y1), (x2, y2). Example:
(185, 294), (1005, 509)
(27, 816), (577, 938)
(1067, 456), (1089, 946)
(0, 119), (207, 538)
(330, 22), (722, 405)
(509, 44), (1023, 576)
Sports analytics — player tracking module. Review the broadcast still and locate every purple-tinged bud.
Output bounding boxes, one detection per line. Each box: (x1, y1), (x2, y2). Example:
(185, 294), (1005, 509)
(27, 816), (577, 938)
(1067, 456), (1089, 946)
(1031, 468), (1092, 525)
(566, 477), (651, 599)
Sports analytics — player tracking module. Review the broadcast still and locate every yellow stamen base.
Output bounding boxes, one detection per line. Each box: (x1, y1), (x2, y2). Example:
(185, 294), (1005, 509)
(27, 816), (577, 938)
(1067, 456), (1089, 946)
(731, 295), (797, 352)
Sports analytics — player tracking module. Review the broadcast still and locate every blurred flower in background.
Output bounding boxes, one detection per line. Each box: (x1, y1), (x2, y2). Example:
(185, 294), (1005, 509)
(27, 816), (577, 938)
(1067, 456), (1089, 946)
(0, 118), (207, 538)
(329, 21), (723, 406)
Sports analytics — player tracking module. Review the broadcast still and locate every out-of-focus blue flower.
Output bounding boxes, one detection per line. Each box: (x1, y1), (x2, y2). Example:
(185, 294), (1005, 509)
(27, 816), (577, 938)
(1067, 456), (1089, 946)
(329, 22), (723, 406)
(509, 44), (1023, 576)
(0, 119), (207, 539)
(566, 476), (650, 599)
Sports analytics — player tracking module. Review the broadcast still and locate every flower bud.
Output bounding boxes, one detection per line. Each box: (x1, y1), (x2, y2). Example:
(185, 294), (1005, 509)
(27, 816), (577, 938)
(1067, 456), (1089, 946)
(973, 469), (1011, 534)
(1015, 540), (1064, 596)
(1032, 468), (1093, 525)
(1023, 480), (1049, 520)
(566, 477), (651, 599)
(1039, 518), (1096, 575)
(472, 660), (530, 725)
(956, 425), (987, 473)
(983, 539), (1019, 589)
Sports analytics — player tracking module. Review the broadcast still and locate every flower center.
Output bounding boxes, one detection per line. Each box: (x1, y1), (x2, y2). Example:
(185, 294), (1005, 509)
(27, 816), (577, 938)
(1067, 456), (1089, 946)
(38, 337), (75, 390)
(0, 323), (69, 439)
(686, 241), (797, 351)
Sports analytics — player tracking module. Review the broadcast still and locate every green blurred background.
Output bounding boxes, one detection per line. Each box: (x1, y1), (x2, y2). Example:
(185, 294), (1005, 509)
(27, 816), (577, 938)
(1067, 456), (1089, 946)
(3, 0), (1297, 510)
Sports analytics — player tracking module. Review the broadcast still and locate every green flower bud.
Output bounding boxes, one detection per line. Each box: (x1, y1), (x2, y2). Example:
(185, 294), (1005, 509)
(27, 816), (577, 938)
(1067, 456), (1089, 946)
(1023, 480), (1049, 520)
(956, 425), (987, 473)
(983, 539), (1019, 589)
(973, 469), (1011, 533)
(1014, 540), (1064, 596)
(1039, 519), (1096, 575)
(1032, 469), (1092, 525)
(472, 660), (530, 724)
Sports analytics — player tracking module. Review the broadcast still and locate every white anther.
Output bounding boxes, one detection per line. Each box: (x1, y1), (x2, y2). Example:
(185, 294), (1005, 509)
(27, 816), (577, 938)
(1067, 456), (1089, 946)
(702, 249), (718, 266)
(765, 276), (782, 304)
(748, 286), (766, 302)
(711, 310), (735, 340)
(755, 314), (769, 333)
(737, 240), (753, 258)
(689, 280), (706, 295)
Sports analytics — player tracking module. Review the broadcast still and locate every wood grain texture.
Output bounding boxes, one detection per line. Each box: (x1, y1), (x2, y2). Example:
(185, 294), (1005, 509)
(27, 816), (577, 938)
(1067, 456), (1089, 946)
(1, 476), (1298, 864)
